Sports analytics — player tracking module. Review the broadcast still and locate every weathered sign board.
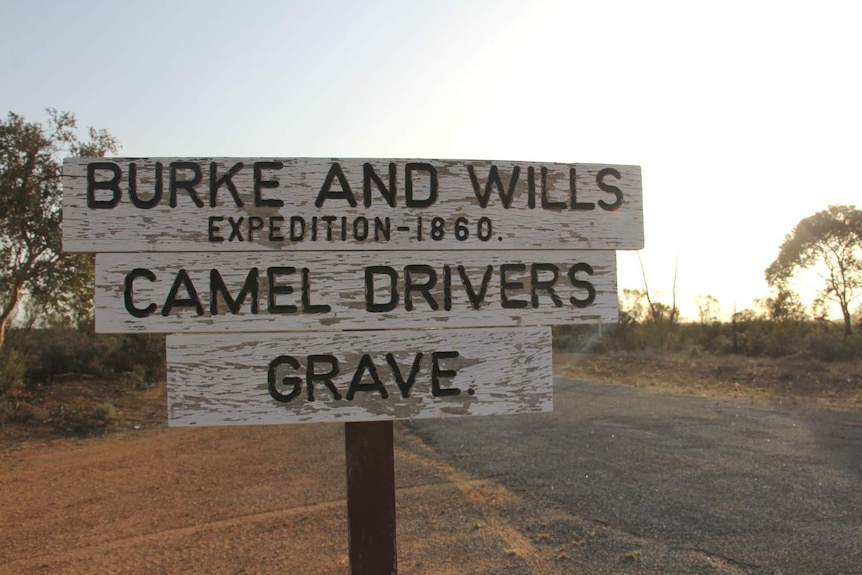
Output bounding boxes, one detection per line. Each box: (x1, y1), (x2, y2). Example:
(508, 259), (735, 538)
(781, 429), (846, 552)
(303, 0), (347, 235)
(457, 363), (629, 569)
(95, 250), (617, 333)
(167, 326), (552, 426)
(62, 158), (643, 253)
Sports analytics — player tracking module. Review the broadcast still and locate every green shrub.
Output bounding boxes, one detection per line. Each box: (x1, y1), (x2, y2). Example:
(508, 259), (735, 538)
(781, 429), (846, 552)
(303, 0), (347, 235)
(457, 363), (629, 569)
(92, 402), (119, 424)
(0, 349), (26, 396)
(553, 325), (606, 353)
(4, 327), (165, 384)
(806, 333), (862, 362)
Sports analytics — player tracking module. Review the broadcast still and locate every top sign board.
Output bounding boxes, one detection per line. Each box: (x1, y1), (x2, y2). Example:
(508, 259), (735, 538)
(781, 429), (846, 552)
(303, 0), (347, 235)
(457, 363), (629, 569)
(62, 158), (643, 253)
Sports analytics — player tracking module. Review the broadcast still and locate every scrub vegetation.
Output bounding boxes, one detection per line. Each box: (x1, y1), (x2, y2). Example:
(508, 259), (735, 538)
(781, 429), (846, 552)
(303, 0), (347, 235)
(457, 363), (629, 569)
(554, 282), (862, 411)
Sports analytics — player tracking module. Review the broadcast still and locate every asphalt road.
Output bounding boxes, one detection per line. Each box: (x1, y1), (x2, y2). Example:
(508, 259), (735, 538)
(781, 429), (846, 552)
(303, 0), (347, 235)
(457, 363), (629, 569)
(408, 378), (862, 574)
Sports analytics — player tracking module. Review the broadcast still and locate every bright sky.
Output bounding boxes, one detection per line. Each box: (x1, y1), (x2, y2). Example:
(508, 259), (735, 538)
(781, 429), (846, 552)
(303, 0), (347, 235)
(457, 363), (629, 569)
(2, 0), (860, 320)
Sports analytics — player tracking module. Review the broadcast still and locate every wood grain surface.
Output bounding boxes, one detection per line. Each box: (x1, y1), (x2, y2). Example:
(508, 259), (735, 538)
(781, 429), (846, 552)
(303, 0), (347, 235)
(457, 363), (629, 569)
(167, 327), (552, 425)
(64, 158), (643, 252)
(96, 250), (617, 333)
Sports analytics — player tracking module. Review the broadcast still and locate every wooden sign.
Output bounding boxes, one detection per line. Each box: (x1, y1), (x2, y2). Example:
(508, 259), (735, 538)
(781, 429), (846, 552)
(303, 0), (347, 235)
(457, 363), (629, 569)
(166, 327), (552, 426)
(95, 250), (617, 333)
(63, 158), (643, 253)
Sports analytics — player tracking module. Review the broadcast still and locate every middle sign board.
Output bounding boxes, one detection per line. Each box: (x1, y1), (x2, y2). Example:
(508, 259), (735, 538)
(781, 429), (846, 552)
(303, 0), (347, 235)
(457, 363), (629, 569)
(96, 250), (617, 333)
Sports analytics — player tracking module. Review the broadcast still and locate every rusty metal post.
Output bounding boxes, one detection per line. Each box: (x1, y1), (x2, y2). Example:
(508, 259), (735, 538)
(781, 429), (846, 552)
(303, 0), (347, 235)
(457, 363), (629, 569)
(345, 420), (397, 574)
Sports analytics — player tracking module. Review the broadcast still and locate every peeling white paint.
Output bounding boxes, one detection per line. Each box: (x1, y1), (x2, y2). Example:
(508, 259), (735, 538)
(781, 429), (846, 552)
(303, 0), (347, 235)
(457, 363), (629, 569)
(167, 327), (552, 426)
(96, 251), (617, 333)
(63, 158), (643, 253)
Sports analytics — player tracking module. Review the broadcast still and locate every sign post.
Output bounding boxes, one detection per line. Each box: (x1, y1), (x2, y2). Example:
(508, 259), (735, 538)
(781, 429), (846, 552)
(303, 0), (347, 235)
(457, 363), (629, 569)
(63, 156), (643, 573)
(346, 421), (397, 574)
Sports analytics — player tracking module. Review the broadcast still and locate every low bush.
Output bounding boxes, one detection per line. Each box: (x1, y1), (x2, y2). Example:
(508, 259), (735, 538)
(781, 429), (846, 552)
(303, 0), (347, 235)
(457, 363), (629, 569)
(0, 349), (26, 396)
(591, 314), (858, 362)
(3, 327), (166, 385)
(92, 402), (119, 425)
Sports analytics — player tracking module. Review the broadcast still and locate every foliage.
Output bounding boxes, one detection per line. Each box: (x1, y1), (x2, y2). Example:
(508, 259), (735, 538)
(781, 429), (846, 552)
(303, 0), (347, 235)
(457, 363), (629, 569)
(0, 109), (118, 351)
(757, 287), (807, 323)
(766, 205), (862, 337)
(92, 402), (119, 425)
(3, 326), (165, 384)
(602, 288), (680, 353)
(0, 349), (26, 396)
(553, 325), (606, 353)
(569, 287), (860, 362)
(695, 295), (721, 325)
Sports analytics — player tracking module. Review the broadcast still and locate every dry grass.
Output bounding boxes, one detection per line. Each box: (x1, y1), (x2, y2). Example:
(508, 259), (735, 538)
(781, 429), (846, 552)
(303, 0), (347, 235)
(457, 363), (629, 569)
(555, 351), (862, 413)
(1, 377), (167, 442)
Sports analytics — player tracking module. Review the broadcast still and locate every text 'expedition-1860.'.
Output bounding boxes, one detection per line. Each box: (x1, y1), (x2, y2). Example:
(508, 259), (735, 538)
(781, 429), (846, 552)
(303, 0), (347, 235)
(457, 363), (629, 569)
(63, 158), (643, 252)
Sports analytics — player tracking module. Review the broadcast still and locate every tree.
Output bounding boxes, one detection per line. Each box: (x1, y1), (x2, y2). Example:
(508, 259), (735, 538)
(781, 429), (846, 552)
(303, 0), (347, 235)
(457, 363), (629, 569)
(695, 294), (721, 325)
(757, 287), (806, 324)
(765, 205), (862, 337)
(0, 109), (118, 351)
(637, 252), (679, 352)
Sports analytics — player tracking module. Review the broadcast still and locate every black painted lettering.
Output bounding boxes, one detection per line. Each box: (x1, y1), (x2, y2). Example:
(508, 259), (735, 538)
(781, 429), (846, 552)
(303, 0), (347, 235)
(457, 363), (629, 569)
(404, 265), (438, 311)
(253, 161), (284, 207)
(346, 354), (389, 400)
(527, 166), (546, 210)
(468, 164), (520, 208)
(405, 163), (438, 207)
(129, 162), (163, 209)
(169, 162), (204, 208)
(210, 268), (259, 315)
(306, 355), (341, 401)
(87, 162), (122, 208)
(301, 268), (330, 314)
(248, 216), (264, 241)
(569, 168), (594, 211)
(386, 353), (423, 398)
(209, 162), (245, 207)
(457, 265), (493, 309)
(363, 162), (397, 207)
(374, 217), (391, 241)
(442, 265), (452, 311)
(354, 216), (368, 241)
(227, 216), (244, 241)
(531, 263), (563, 308)
(597, 167), (623, 211)
(500, 263), (528, 309)
(431, 351), (461, 397)
(268, 355), (302, 403)
(267, 266), (297, 314)
(365, 266), (399, 312)
(161, 269), (204, 316)
(269, 216), (285, 241)
(123, 268), (157, 317)
(321, 215), (336, 240)
(316, 162), (357, 207)
(289, 216), (305, 241)
(568, 262), (596, 308)
(208, 216), (224, 242)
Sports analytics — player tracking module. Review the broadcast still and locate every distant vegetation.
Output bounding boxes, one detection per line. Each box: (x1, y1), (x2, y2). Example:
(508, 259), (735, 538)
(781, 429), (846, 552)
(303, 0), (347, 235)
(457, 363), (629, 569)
(2, 327), (165, 388)
(557, 202), (862, 361)
(554, 288), (862, 362)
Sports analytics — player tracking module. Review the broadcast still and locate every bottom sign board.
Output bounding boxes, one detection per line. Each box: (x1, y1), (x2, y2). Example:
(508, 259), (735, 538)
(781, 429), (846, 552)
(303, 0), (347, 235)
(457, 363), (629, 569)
(167, 326), (552, 426)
